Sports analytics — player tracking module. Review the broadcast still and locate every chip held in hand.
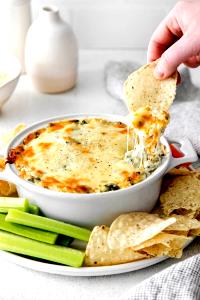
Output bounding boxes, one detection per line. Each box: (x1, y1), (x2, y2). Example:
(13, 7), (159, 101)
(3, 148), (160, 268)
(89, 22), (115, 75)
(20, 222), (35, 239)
(124, 60), (177, 113)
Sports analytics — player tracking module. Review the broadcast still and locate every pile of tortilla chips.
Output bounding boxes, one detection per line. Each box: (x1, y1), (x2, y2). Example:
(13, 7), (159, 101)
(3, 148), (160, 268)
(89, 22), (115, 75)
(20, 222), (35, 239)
(85, 171), (200, 266)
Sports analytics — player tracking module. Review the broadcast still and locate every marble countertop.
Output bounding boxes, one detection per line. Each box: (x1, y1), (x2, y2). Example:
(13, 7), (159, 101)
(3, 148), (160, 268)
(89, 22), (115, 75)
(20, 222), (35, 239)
(0, 49), (200, 300)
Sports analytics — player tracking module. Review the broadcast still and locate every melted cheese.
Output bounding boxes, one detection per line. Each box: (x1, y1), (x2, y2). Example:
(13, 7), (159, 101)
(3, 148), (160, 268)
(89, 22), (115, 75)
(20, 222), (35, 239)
(8, 115), (167, 194)
(125, 106), (169, 174)
(8, 119), (141, 193)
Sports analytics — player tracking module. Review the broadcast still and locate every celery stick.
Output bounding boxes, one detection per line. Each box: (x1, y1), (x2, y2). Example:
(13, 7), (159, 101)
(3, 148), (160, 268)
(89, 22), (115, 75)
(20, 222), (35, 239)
(6, 209), (91, 241)
(28, 204), (40, 215)
(0, 230), (85, 267)
(56, 235), (74, 247)
(0, 214), (57, 244)
(0, 197), (29, 213)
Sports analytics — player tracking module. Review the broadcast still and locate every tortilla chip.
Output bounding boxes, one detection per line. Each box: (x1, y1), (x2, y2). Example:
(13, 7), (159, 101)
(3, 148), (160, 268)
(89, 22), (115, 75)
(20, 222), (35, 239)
(136, 232), (191, 258)
(189, 228), (200, 236)
(153, 209), (200, 237)
(1, 123), (26, 146)
(0, 158), (17, 196)
(0, 157), (5, 171)
(107, 212), (176, 250)
(132, 232), (191, 250)
(164, 215), (200, 232)
(0, 180), (17, 196)
(140, 244), (183, 258)
(84, 225), (148, 267)
(151, 205), (165, 216)
(164, 230), (189, 236)
(168, 167), (192, 176)
(124, 61), (177, 113)
(160, 175), (176, 195)
(0, 124), (24, 197)
(160, 173), (200, 218)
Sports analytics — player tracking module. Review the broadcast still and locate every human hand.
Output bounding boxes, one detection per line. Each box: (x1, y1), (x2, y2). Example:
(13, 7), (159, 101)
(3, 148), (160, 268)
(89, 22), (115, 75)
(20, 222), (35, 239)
(148, 0), (200, 79)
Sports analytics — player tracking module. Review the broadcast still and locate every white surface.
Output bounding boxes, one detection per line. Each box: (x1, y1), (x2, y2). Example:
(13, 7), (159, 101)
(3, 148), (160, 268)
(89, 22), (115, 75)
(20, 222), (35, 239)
(71, 6), (167, 49)
(31, 0), (177, 49)
(0, 50), (132, 134)
(0, 250), (167, 277)
(0, 49), (200, 300)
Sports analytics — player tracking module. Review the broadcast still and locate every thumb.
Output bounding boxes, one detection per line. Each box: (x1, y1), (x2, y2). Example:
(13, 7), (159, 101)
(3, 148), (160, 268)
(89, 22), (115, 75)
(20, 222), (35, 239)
(154, 33), (195, 79)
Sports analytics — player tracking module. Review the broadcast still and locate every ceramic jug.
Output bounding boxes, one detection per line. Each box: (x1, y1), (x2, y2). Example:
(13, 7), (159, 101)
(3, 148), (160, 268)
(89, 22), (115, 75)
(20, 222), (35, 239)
(25, 5), (78, 93)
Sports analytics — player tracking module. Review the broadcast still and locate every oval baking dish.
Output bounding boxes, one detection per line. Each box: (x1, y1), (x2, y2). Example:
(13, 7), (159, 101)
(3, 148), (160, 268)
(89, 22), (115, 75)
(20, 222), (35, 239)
(0, 114), (197, 227)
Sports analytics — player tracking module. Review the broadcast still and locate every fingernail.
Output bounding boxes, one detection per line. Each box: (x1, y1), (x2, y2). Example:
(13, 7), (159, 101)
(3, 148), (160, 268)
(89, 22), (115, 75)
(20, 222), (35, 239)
(154, 65), (164, 79)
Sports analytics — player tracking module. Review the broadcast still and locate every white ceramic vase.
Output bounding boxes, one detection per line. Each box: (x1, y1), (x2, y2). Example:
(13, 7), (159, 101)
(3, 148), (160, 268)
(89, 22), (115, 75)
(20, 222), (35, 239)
(25, 5), (78, 93)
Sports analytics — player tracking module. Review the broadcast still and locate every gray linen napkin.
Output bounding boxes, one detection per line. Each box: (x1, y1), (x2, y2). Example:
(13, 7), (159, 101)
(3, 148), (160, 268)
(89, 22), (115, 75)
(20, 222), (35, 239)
(120, 254), (200, 300)
(104, 62), (200, 155)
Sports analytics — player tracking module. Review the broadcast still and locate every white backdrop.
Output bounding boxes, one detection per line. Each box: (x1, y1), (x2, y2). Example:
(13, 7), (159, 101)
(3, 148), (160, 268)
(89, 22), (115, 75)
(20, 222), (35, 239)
(31, 0), (178, 49)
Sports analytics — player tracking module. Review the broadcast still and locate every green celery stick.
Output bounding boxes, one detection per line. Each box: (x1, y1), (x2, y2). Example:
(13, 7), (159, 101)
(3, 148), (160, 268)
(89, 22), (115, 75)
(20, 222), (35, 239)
(0, 197), (29, 213)
(28, 204), (40, 215)
(0, 214), (57, 244)
(6, 209), (91, 242)
(56, 235), (74, 247)
(0, 230), (85, 267)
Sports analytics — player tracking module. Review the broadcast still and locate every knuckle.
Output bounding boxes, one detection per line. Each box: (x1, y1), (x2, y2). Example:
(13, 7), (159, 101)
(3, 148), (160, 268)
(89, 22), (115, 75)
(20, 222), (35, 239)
(196, 54), (200, 63)
(161, 52), (172, 67)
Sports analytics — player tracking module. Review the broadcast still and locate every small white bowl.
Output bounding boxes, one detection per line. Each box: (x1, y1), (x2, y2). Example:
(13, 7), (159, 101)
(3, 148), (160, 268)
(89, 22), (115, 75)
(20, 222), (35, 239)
(0, 55), (21, 109)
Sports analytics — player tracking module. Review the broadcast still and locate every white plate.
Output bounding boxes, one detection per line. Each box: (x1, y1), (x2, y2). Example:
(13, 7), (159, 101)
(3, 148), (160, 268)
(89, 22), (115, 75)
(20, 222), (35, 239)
(0, 239), (193, 277)
(0, 250), (168, 276)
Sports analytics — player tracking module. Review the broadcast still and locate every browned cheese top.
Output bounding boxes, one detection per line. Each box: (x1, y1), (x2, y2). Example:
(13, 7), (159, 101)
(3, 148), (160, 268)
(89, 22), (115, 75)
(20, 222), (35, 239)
(8, 118), (148, 193)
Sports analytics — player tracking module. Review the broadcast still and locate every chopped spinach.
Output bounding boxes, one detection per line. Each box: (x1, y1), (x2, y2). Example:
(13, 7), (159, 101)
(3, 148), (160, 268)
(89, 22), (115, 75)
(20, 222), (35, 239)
(79, 120), (88, 125)
(104, 184), (120, 192)
(28, 177), (41, 183)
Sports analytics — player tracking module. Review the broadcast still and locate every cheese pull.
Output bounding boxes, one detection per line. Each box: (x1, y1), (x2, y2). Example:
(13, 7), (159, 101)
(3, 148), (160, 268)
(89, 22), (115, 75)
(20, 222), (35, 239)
(125, 106), (169, 174)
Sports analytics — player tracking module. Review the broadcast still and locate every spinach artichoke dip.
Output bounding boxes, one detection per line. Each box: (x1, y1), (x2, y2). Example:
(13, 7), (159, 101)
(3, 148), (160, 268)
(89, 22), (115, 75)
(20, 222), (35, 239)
(7, 111), (168, 194)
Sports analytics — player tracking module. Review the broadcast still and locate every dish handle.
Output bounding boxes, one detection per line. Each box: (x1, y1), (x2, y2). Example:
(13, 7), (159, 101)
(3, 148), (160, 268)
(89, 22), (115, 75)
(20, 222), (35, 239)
(166, 138), (198, 172)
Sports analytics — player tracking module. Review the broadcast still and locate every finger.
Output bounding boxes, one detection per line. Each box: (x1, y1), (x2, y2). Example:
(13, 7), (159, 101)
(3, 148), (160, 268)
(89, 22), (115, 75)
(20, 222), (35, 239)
(154, 33), (198, 79)
(147, 21), (175, 63)
(147, 40), (168, 63)
(184, 54), (200, 68)
(147, 11), (181, 62)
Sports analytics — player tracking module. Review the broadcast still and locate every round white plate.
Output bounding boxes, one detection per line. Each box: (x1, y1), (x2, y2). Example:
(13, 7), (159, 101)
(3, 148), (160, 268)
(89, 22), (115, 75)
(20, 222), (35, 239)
(0, 250), (167, 276)
(0, 239), (193, 277)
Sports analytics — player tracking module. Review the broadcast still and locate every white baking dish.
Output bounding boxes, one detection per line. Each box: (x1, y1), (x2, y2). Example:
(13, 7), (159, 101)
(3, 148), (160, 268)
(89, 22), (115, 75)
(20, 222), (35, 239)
(0, 114), (197, 228)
